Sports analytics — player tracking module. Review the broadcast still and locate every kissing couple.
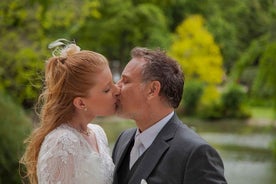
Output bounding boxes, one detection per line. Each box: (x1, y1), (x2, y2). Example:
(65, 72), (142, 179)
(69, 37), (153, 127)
(21, 39), (227, 184)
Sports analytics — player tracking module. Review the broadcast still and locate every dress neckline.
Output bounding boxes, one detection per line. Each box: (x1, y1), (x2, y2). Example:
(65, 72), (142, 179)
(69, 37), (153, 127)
(63, 123), (101, 155)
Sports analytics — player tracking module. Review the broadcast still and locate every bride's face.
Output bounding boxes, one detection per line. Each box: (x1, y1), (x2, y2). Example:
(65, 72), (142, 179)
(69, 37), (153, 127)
(83, 67), (120, 117)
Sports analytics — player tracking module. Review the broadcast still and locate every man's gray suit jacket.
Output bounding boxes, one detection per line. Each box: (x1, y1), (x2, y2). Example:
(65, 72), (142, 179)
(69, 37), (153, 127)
(112, 113), (227, 184)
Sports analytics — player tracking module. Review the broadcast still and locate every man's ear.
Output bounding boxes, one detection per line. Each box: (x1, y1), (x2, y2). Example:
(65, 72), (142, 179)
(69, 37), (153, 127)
(73, 97), (86, 110)
(148, 80), (161, 98)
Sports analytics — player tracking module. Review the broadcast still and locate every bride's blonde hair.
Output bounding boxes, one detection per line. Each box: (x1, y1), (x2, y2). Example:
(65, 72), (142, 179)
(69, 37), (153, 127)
(20, 41), (109, 184)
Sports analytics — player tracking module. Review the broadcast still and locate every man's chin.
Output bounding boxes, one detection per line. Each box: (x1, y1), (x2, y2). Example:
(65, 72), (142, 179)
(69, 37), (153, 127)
(115, 109), (129, 119)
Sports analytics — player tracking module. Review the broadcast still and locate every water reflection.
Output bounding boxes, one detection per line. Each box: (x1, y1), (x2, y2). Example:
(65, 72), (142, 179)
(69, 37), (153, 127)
(201, 133), (274, 149)
(201, 133), (276, 184)
(221, 150), (276, 184)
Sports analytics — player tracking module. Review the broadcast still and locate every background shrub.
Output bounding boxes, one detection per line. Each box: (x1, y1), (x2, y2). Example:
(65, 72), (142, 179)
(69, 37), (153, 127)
(197, 85), (223, 119)
(181, 80), (204, 115)
(197, 84), (250, 119)
(221, 84), (250, 118)
(0, 92), (32, 183)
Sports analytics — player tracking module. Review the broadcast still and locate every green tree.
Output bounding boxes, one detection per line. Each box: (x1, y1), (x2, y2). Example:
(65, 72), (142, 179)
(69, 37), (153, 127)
(169, 15), (224, 85)
(158, 0), (276, 73)
(253, 42), (276, 113)
(230, 21), (276, 112)
(74, 0), (171, 66)
(0, 0), (102, 108)
(0, 0), (47, 107)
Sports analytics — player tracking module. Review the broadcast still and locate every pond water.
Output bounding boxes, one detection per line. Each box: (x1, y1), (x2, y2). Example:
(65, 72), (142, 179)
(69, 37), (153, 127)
(221, 150), (276, 184)
(200, 133), (276, 184)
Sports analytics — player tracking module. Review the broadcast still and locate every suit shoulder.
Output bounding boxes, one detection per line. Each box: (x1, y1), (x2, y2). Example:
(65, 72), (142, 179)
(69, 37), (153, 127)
(174, 122), (209, 147)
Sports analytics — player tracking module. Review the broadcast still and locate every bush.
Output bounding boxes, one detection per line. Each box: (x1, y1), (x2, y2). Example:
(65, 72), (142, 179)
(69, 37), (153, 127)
(221, 84), (250, 118)
(181, 80), (204, 115)
(221, 84), (245, 109)
(197, 85), (223, 119)
(0, 92), (32, 183)
(198, 101), (224, 120)
(197, 84), (250, 119)
(0, 44), (44, 109)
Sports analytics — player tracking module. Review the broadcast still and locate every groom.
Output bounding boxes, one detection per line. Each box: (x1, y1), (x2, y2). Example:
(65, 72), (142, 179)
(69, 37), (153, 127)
(112, 47), (227, 184)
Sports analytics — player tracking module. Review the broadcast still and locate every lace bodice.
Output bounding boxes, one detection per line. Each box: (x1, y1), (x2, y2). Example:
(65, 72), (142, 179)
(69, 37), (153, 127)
(37, 123), (114, 184)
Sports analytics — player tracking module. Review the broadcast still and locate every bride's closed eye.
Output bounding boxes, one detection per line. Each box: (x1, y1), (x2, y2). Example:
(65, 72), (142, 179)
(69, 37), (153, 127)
(103, 88), (111, 93)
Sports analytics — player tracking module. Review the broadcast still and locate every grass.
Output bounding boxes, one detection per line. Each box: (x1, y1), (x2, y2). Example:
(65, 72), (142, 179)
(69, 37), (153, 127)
(249, 106), (275, 119)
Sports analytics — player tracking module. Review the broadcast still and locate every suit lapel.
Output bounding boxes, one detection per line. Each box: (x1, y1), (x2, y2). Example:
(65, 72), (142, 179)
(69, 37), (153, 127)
(114, 128), (136, 173)
(128, 114), (180, 184)
(128, 137), (169, 184)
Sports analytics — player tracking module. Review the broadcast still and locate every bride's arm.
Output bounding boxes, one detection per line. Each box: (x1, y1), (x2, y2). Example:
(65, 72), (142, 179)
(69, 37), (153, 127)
(37, 132), (79, 184)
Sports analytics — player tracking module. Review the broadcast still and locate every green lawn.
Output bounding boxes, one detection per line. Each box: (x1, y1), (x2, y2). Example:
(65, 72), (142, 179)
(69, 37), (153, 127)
(249, 106), (275, 119)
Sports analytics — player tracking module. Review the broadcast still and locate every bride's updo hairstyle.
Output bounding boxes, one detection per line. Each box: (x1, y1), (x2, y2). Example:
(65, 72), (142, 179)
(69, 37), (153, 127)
(20, 39), (109, 184)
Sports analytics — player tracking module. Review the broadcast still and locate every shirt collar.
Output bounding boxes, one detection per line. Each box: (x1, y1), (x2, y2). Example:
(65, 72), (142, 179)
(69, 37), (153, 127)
(134, 111), (174, 150)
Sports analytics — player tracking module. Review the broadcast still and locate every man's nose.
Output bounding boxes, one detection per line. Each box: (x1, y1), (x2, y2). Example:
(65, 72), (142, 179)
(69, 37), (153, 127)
(116, 80), (122, 88)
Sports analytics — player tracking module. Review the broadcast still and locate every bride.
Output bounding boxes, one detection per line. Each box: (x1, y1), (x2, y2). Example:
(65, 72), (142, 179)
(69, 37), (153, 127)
(20, 39), (119, 184)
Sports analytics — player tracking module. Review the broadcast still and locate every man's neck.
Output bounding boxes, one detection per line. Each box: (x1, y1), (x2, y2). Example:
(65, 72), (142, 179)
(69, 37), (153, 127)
(136, 108), (174, 132)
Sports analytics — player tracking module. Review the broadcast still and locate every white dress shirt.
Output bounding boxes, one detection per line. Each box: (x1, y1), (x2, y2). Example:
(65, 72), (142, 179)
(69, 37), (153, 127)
(129, 111), (174, 168)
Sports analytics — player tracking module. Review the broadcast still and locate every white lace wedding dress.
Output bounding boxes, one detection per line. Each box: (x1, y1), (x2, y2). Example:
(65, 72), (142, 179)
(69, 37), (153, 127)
(37, 123), (114, 184)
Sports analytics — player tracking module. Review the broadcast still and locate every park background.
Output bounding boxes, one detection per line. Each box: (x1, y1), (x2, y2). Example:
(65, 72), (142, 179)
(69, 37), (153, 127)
(0, 0), (276, 183)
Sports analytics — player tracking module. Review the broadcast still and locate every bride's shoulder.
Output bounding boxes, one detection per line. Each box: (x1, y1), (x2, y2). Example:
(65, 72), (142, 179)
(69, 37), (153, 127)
(87, 123), (108, 142)
(44, 124), (79, 144)
(87, 123), (105, 134)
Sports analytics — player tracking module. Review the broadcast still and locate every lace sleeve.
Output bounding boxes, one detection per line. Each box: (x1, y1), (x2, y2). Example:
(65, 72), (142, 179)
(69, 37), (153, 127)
(37, 129), (81, 184)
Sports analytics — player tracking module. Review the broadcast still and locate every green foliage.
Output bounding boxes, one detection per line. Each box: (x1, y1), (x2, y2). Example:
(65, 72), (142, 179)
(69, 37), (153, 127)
(0, 92), (32, 183)
(0, 0), (103, 108)
(253, 42), (276, 99)
(1, 0), (275, 112)
(197, 85), (223, 119)
(220, 84), (249, 118)
(230, 35), (268, 83)
(0, 0), (49, 108)
(211, 0), (276, 72)
(38, 0), (101, 36)
(0, 47), (44, 107)
(181, 80), (204, 115)
(75, 0), (171, 65)
(230, 34), (276, 114)
(221, 84), (245, 110)
(165, 0), (276, 72)
(197, 84), (250, 119)
(169, 15), (224, 85)
(238, 66), (258, 87)
(198, 100), (223, 120)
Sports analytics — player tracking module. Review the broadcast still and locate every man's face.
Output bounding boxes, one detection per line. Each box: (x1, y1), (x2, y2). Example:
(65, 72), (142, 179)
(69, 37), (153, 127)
(116, 57), (148, 119)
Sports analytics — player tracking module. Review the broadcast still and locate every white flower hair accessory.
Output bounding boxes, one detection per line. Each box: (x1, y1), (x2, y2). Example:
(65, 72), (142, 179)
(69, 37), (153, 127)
(48, 38), (80, 57)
